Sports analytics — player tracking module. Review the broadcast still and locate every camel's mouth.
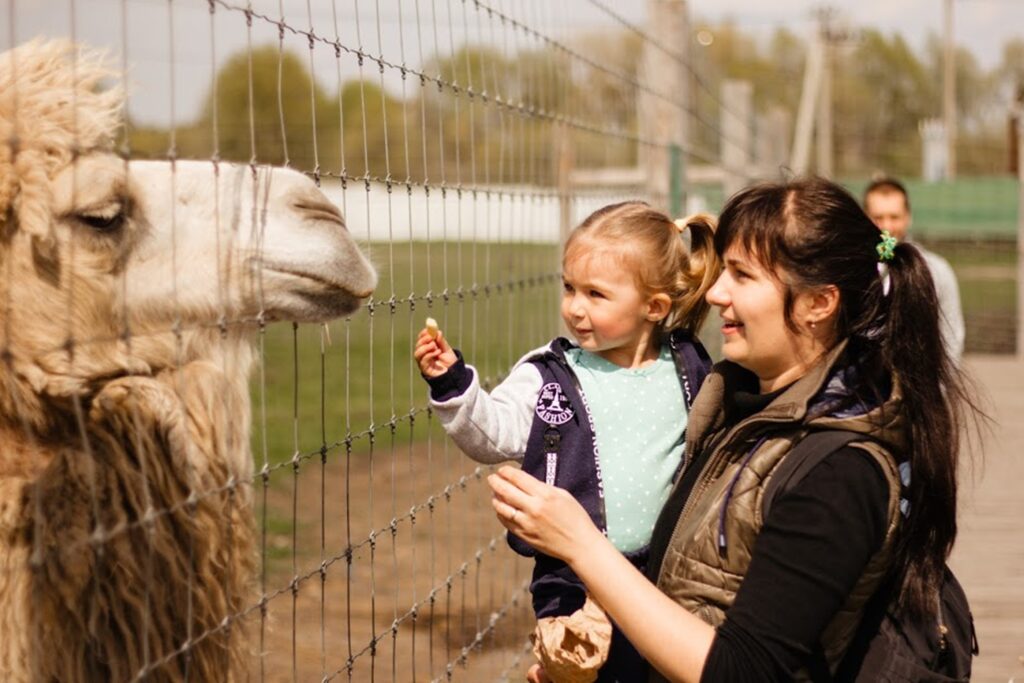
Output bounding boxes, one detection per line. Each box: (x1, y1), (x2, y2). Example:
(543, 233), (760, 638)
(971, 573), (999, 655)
(256, 263), (374, 320)
(262, 264), (374, 298)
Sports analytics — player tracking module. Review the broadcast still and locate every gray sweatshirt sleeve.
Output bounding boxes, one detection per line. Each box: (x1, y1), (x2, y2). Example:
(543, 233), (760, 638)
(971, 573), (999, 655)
(429, 360), (542, 464)
(922, 249), (965, 359)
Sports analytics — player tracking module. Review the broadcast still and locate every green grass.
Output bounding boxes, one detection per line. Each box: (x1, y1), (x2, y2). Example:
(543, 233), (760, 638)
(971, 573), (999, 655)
(923, 238), (1017, 352)
(925, 239), (1016, 312)
(250, 240), (562, 467)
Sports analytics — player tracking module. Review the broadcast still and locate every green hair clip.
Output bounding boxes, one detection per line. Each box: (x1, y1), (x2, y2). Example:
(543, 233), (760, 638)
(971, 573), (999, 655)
(876, 231), (897, 262)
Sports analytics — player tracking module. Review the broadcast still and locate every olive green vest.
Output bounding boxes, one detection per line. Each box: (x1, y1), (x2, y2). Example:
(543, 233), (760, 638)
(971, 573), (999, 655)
(651, 344), (905, 682)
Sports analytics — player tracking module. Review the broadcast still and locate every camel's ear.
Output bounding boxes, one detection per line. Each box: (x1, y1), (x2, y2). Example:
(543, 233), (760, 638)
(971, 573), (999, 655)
(0, 145), (59, 252)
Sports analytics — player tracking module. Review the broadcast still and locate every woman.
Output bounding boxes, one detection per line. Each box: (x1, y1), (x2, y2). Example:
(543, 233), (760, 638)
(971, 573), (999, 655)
(489, 178), (977, 682)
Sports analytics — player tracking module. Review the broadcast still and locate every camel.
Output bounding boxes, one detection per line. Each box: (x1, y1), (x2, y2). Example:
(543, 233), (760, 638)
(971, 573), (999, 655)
(0, 39), (376, 681)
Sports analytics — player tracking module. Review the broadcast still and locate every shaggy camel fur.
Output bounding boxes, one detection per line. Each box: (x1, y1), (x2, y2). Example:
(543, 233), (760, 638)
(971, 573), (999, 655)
(0, 39), (376, 681)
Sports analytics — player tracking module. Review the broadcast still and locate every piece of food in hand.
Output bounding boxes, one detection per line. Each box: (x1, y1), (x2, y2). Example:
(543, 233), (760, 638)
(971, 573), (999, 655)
(425, 317), (440, 339)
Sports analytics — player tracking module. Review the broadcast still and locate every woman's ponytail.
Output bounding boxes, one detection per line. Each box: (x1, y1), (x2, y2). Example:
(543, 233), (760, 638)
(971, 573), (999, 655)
(880, 242), (965, 614)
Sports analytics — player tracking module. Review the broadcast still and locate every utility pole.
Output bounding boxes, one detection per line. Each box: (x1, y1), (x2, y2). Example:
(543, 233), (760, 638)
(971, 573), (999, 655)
(816, 9), (834, 178)
(722, 80), (753, 196)
(1016, 99), (1024, 359)
(791, 22), (825, 175)
(943, 0), (957, 179)
(640, 0), (689, 211)
(791, 8), (854, 177)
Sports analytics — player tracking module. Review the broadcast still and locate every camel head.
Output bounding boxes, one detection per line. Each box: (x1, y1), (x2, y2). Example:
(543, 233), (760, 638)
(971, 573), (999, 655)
(0, 39), (377, 420)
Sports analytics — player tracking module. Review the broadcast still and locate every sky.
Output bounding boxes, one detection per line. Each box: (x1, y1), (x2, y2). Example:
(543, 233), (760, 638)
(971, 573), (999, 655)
(4, 0), (1022, 126)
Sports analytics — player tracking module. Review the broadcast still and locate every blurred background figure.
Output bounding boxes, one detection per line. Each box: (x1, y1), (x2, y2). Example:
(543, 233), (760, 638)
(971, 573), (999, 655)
(864, 177), (965, 359)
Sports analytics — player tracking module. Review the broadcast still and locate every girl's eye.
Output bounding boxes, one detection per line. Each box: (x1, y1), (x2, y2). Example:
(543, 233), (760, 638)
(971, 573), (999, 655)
(562, 282), (574, 293)
(589, 290), (604, 299)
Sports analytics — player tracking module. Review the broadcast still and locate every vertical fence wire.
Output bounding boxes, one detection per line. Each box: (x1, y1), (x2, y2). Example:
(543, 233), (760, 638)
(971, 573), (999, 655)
(19, 2), (1020, 682)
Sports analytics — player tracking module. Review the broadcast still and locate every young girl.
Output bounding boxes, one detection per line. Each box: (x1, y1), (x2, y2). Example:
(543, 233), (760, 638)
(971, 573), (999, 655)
(414, 202), (721, 682)
(488, 178), (981, 682)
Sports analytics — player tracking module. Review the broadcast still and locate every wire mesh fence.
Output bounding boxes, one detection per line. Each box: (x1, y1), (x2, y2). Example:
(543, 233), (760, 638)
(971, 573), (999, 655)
(1, 1), (1021, 682)
(1, 1), (706, 681)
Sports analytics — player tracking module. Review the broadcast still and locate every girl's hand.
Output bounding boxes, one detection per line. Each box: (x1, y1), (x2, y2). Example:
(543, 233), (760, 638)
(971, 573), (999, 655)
(487, 466), (604, 564)
(413, 327), (457, 378)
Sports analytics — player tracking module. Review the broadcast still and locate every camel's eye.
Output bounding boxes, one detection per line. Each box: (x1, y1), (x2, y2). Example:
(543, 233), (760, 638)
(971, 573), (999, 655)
(76, 205), (125, 233)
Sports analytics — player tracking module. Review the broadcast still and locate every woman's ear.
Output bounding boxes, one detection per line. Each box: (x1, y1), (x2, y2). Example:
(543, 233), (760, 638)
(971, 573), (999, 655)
(646, 293), (672, 323)
(802, 284), (840, 328)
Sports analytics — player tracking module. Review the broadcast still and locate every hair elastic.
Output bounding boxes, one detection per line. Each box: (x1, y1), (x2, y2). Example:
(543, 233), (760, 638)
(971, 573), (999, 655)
(876, 231), (897, 262)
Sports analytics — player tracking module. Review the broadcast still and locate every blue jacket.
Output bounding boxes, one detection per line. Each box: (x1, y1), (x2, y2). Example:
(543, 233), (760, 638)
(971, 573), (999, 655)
(425, 330), (711, 618)
(426, 330), (711, 682)
(512, 330), (711, 619)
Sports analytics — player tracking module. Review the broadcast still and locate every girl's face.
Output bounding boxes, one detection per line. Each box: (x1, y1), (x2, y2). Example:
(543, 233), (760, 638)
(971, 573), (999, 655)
(705, 244), (820, 392)
(560, 249), (663, 368)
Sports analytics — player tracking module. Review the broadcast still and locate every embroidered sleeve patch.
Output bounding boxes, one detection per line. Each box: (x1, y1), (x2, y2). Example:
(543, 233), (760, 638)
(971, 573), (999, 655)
(535, 382), (574, 425)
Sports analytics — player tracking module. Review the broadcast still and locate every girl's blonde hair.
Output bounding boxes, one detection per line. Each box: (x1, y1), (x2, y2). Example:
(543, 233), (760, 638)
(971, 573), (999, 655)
(563, 201), (721, 334)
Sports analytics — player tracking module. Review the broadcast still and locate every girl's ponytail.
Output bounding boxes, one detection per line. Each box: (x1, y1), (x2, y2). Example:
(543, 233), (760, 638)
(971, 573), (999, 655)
(670, 213), (720, 334)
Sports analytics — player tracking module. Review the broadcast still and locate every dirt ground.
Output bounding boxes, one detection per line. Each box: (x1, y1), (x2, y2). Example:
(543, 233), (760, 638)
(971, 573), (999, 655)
(248, 354), (1024, 683)
(253, 434), (537, 682)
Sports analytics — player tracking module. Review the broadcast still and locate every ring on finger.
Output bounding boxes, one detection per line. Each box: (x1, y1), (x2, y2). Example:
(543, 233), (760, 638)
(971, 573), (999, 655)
(510, 508), (519, 523)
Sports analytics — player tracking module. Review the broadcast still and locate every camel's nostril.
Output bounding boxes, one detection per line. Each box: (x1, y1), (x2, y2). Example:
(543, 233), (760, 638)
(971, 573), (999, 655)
(292, 194), (345, 228)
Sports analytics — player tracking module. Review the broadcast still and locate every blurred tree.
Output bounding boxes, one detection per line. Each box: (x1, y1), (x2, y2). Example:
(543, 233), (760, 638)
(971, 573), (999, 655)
(832, 30), (936, 176)
(200, 46), (334, 169)
(127, 24), (1017, 186)
(998, 39), (1024, 95)
(922, 36), (1004, 175)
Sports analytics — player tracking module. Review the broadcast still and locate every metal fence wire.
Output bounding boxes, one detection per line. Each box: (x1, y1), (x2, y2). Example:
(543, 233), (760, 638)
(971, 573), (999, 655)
(0, 1), (1019, 682)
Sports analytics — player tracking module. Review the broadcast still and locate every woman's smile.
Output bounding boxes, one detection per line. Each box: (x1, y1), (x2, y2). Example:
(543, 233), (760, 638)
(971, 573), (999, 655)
(721, 318), (744, 335)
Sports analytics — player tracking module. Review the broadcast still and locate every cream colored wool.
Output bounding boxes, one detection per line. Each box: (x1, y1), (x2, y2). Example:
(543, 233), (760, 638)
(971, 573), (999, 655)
(0, 39), (375, 682)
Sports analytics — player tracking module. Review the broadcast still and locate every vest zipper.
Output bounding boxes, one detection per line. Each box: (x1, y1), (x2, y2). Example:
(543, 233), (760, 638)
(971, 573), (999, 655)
(676, 419), (755, 523)
(543, 428), (560, 485)
(550, 350), (607, 532)
(668, 413), (795, 567)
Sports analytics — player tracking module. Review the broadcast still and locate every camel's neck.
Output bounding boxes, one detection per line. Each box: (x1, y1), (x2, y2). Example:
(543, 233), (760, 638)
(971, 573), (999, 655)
(14, 358), (256, 682)
(0, 424), (57, 481)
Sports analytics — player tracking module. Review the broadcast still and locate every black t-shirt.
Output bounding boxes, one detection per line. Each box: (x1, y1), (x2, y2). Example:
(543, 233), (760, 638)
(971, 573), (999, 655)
(646, 380), (890, 682)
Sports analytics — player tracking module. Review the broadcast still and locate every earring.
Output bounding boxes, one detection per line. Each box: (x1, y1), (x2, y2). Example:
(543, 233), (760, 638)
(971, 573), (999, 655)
(809, 320), (818, 329)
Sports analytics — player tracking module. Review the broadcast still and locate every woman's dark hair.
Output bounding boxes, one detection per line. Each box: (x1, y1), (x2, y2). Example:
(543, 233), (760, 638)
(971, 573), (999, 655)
(715, 177), (979, 618)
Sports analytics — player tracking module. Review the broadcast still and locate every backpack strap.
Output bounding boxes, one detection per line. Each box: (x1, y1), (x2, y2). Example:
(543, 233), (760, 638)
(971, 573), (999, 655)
(762, 429), (866, 519)
(764, 429), (898, 683)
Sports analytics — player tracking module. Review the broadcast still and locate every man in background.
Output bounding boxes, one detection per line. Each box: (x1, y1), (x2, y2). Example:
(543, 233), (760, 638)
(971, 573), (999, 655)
(863, 177), (965, 359)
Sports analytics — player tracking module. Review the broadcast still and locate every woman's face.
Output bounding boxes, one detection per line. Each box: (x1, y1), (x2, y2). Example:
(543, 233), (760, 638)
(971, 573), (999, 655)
(705, 244), (820, 392)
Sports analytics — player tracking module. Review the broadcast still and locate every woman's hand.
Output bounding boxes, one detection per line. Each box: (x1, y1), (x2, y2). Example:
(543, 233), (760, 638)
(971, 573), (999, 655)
(413, 326), (457, 378)
(487, 466), (605, 564)
(493, 471), (715, 683)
